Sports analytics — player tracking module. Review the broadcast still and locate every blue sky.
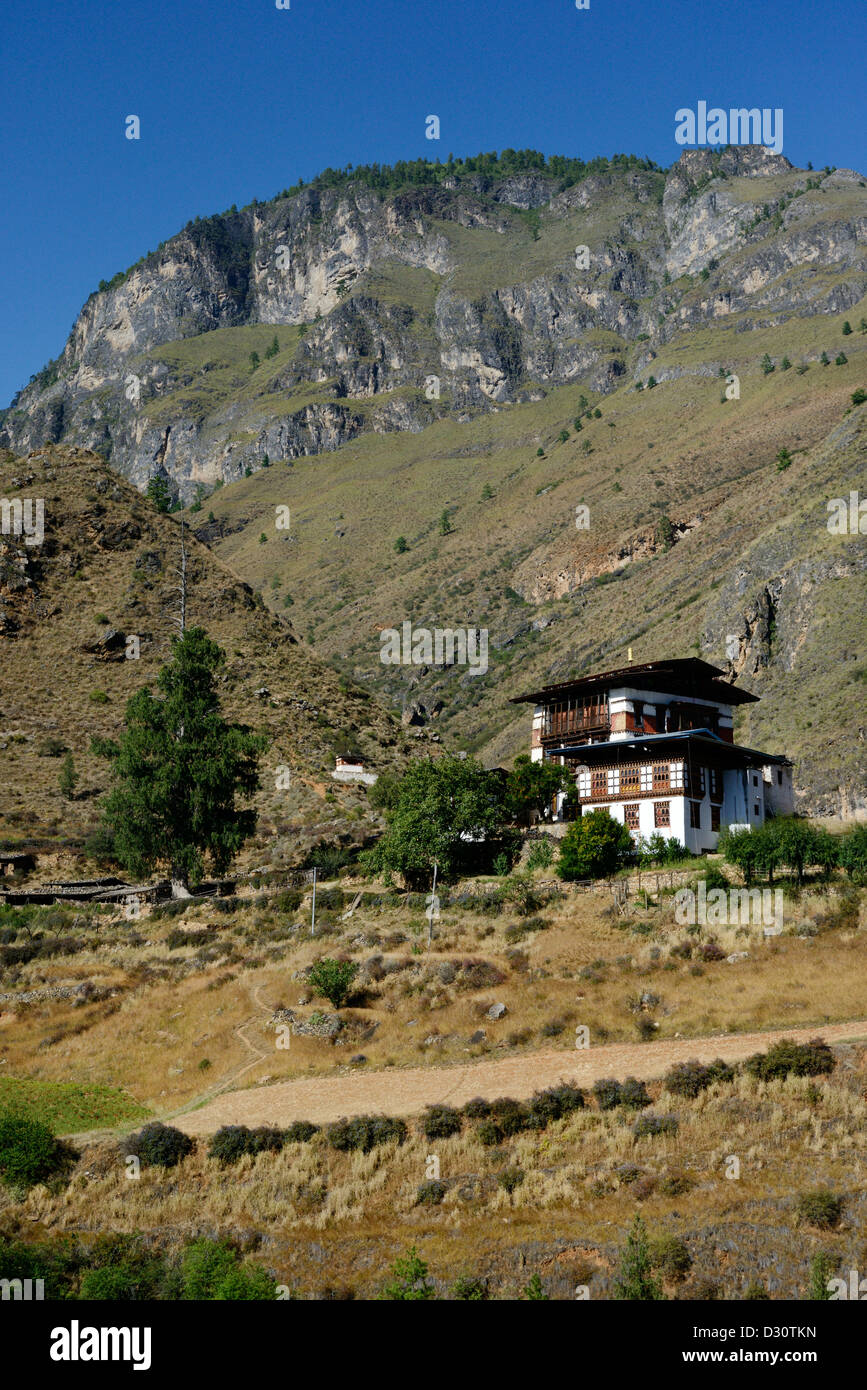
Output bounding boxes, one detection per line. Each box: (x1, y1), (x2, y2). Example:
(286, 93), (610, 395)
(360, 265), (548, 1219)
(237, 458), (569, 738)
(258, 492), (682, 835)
(1, 0), (864, 406)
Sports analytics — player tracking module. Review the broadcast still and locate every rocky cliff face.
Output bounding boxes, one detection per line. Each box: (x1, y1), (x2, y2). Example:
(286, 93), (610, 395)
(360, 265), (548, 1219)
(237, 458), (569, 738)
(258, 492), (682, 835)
(3, 149), (865, 498)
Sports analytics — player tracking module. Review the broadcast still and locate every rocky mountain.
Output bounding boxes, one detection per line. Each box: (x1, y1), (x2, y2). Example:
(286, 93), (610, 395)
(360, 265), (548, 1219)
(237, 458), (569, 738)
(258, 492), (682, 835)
(3, 148), (865, 498)
(1, 148), (866, 819)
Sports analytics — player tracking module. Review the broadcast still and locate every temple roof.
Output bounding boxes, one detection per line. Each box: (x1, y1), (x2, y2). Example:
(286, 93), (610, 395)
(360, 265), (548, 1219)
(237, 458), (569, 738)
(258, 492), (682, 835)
(511, 657), (758, 707)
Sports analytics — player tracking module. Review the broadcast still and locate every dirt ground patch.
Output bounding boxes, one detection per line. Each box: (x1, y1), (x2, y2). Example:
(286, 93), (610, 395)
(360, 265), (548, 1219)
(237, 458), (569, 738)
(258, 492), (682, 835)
(172, 1018), (867, 1136)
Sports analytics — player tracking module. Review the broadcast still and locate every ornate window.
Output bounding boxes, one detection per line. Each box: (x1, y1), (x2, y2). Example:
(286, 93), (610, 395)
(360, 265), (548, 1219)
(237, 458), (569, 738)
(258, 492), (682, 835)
(624, 803), (640, 830)
(654, 801), (671, 829)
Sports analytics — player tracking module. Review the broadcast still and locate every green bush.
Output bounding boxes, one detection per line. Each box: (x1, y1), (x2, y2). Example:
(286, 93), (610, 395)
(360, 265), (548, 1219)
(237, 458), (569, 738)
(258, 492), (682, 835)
(633, 1114), (678, 1139)
(415, 1180), (447, 1206)
(593, 1078), (623, 1111)
(476, 1118), (504, 1146)
(180, 1238), (277, 1299)
(498, 1167), (525, 1194)
(649, 1233), (692, 1283)
(326, 1115), (407, 1153)
(124, 1122), (193, 1170)
(797, 1189), (842, 1230)
(378, 1245), (436, 1300)
(284, 1120), (319, 1143)
(308, 958), (358, 1009)
(557, 809), (633, 881)
(526, 1082), (585, 1127)
(0, 1116), (66, 1189)
(744, 1038), (835, 1082)
(664, 1058), (734, 1098)
(451, 1275), (488, 1300)
(420, 1105), (463, 1140)
(462, 1097), (491, 1119)
(614, 1215), (664, 1300)
(489, 1097), (529, 1135)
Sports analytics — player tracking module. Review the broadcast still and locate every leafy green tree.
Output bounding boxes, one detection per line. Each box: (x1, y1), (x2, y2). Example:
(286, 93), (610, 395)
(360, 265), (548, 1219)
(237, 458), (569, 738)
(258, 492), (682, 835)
(364, 755), (506, 887)
(0, 1116), (64, 1189)
(265, 335), (280, 358)
(59, 752), (78, 800)
(481, 481), (495, 499)
(614, 1215), (664, 1300)
(852, 388), (867, 406)
(308, 958), (358, 1009)
(505, 754), (571, 825)
(557, 809), (633, 881)
(438, 509), (452, 535)
(146, 475), (172, 514)
(780, 356), (792, 370)
(761, 353), (775, 375)
(842, 321), (852, 335)
(180, 1239), (277, 1300)
(776, 446), (793, 471)
(100, 628), (266, 886)
(249, 350), (260, 369)
(719, 825), (759, 884)
(378, 1245), (436, 1300)
(820, 351), (830, 366)
(523, 1272), (549, 1300)
(394, 535), (409, 553)
(838, 824), (867, 881)
(835, 352), (848, 366)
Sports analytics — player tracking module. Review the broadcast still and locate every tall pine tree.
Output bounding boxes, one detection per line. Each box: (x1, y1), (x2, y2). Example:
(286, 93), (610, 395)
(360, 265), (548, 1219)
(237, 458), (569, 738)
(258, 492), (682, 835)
(101, 628), (266, 886)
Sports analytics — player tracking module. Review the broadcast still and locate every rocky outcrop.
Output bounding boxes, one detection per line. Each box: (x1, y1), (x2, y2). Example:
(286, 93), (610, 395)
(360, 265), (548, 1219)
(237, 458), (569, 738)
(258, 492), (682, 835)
(3, 153), (864, 498)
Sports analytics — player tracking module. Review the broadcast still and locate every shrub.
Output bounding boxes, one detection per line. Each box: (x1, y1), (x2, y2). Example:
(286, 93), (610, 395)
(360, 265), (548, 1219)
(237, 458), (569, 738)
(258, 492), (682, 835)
(808, 1252), (836, 1300)
(463, 1097), (491, 1119)
(633, 1114), (678, 1139)
(420, 1105), (462, 1140)
(526, 1083), (585, 1127)
(743, 1279), (770, 1300)
(124, 1122), (194, 1170)
(649, 1233), (692, 1283)
(797, 1190), (842, 1230)
(378, 1245), (436, 1300)
(498, 1167), (525, 1194)
(557, 809), (633, 880)
(523, 1272), (549, 1299)
(451, 1275), (488, 1300)
(476, 1118), (504, 1146)
(415, 1180), (447, 1206)
(744, 1038), (835, 1082)
(835, 352), (848, 366)
(489, 1097), (529, 1135)
(699, 941), (725, 962)
(284, 1120), (319, 1143)
(308, 958), (358, 1009)
(326, 1115), (407, 1153)
(619, 1077), (652, 1110)
(0, 1116), (65, 1189)
(664, 1058), (733, 1098)
(208, 1126), (252, 1166)
(180, 1238), (277, 1300)
(593, 1078), (623, 1111)
(657, 1171), (694, 1197)
(851, 387), (867, 406)
(526, 839), (553, 870)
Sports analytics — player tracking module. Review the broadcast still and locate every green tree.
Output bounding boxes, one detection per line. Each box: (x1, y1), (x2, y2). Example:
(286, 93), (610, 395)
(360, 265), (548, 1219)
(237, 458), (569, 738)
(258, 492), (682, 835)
(835, 352), (848, 366)
(100, 628), (266, 887)
(59, 752), (78, 801)
(481, 481), (495, 499)
(364, 755), (506, 887)
(523, 1272), (549, 1300)
(820, 351), (830, 366)
(776, 446), (793, 471)
(557, 809), (633, 881)
(180, 1239), (277, 1300)
(614, 1215), (664, 1300)
(851, 388), (867, 406)
(146, 475), (172, 514)
(842, 321), (852, 335)
(308, 958), (358, 1009)
(378, 1245), (436, 1300)
(394, 535), (409, 553)
(439, 509), (452, 535)
(719, 825), (759, 885)
(761, 353), (775, 375)
(505, 754), (570, 825)
(265, 334), (280, 358)
(249, 350), (260, 369)
(838, 823), (867, 881)
(780, 356), (792, 370)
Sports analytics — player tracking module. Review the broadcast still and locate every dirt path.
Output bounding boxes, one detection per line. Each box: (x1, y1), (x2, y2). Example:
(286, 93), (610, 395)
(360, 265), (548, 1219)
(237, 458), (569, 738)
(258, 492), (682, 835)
(174, 1018), (867, 1137)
